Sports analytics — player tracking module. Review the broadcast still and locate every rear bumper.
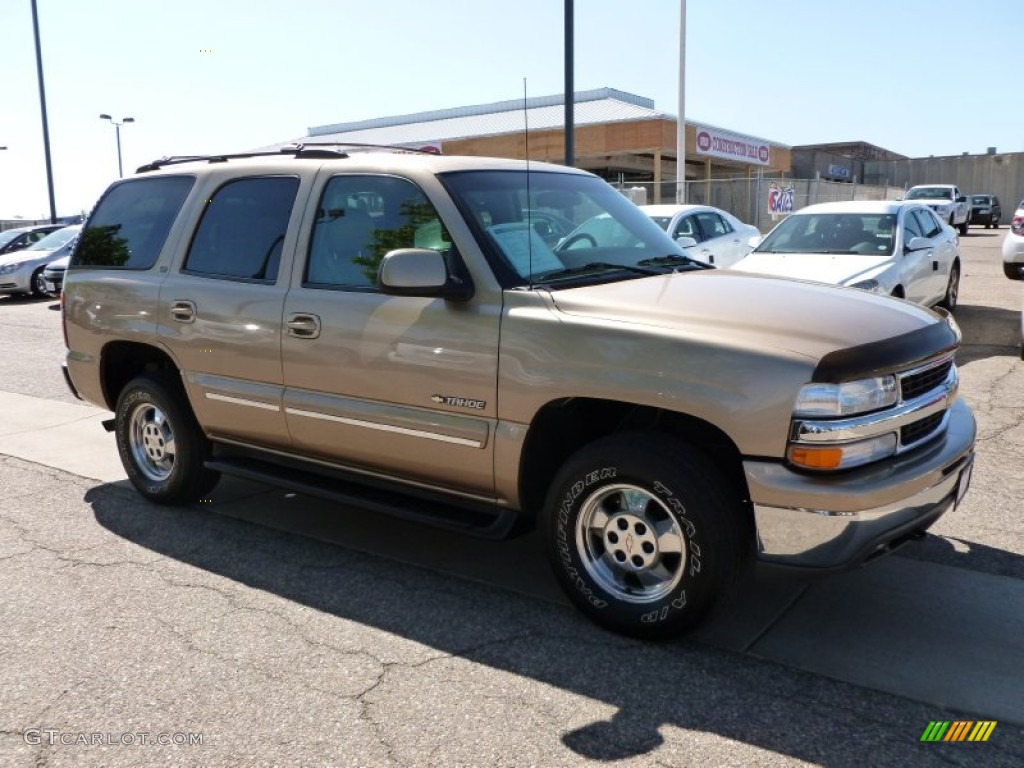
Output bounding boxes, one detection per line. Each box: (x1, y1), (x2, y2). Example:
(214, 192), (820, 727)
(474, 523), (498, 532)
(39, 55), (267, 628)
(745, 399), (975, 570)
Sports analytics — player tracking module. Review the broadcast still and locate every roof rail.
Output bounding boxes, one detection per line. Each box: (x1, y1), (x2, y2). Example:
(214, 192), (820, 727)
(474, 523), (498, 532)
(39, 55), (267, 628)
(134, 146), (350, 173)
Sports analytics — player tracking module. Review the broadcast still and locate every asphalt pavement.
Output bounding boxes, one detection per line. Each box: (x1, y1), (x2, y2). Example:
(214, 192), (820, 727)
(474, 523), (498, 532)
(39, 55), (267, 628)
(0, 229), (1021, 767)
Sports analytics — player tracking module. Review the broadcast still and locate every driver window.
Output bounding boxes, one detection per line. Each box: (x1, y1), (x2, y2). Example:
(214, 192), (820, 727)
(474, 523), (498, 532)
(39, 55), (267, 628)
(903, 210), (924, 242)
(673, 215), (699, 241)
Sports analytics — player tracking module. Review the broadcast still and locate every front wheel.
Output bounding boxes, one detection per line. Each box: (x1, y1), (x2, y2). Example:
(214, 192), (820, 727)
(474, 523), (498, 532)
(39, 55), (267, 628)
(30, 268), (48, 298)
(957, 219), (968, 236)
(115, 373), (220, 504)
(543, 433), (750, 639)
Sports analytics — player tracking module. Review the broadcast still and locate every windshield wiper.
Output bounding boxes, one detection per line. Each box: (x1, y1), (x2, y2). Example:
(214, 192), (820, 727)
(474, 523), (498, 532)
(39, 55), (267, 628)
(636, 254), (712, 270)
(536, 261), (662, 282)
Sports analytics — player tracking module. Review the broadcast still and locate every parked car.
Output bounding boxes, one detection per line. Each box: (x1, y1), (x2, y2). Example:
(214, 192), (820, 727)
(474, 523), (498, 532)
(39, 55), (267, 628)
(0, 225), (81, 298)
(730, 201), (960, 310)
(969, 194), (1001, 228)
(903, 184), (969, 235)
(639, 204), (760, 268)
(62, 150), (974, 639)
(0, 224), (64, 256)
(40, 230), (83, 295)
(1002, 199), (1024, 280)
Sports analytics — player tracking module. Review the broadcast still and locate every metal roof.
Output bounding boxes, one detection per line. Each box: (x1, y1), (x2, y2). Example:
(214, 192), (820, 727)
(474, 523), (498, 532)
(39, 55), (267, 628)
(257, 88), (787, 152)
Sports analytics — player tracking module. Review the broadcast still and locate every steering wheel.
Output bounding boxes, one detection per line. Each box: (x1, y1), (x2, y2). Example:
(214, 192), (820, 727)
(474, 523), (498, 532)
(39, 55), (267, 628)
(557, 232), (598, 251)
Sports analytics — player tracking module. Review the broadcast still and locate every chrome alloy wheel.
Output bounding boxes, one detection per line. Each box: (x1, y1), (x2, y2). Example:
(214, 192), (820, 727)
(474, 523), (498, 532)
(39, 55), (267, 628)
(128, 402), (177, 482)
(575, 483), (687, 604)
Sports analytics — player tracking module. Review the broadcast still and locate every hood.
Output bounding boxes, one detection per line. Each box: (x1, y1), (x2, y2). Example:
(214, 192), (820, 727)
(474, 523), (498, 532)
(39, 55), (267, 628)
(547, 270), (940, 363)
(730, 252), (891, 286)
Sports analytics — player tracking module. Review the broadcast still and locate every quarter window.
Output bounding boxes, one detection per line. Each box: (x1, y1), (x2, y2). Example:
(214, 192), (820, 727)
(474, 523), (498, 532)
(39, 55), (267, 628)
(305, 175), (451, 290)
(913, 209), (942, 239)
(184, 176), (299, 281)
(73, 176), (195, 269)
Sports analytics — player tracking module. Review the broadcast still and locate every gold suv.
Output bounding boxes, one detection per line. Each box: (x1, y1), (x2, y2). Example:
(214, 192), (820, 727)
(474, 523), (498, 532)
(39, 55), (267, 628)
(61, 148), (976, 639)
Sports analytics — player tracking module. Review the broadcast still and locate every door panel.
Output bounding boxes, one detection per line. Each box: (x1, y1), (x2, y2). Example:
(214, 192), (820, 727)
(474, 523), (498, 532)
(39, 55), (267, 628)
(281, 173), (499, 496)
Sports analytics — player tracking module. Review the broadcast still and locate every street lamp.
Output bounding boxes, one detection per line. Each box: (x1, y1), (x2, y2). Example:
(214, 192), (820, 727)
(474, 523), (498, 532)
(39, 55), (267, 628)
(99, 114), (135, 178)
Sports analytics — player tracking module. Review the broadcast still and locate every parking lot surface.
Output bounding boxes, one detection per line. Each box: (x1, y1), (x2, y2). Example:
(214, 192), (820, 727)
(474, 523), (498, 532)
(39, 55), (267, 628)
(0, 229), (1021, 766)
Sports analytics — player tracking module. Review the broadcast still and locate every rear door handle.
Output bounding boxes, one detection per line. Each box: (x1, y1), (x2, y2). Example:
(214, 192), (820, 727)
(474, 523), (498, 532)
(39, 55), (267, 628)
(286, 313), (321, 339)
(170, 300), (196, 323)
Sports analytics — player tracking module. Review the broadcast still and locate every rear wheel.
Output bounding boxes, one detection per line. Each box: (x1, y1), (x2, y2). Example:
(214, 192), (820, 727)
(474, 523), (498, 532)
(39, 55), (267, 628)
(115, 373), (220, 504)
(543, 432), (750, 639)
(957, 218), (968, 236)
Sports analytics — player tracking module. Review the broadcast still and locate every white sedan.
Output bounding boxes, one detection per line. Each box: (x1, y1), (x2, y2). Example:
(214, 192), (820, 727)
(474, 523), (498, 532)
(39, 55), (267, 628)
(639, 204), (760, 268)
(730, 201), (961, 310)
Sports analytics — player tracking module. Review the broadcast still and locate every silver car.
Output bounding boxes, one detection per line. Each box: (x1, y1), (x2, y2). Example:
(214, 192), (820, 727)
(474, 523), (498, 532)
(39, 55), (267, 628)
(0, 225), (80, 298)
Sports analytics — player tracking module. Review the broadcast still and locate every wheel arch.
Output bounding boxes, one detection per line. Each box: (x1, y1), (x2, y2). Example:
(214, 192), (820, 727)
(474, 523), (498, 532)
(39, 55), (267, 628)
(100, 341), (182, 411)
(518, 397), (753, 524)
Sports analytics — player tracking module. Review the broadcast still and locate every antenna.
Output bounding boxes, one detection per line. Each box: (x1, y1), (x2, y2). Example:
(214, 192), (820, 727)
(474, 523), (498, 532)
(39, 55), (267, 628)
(524, 78), (533, 287)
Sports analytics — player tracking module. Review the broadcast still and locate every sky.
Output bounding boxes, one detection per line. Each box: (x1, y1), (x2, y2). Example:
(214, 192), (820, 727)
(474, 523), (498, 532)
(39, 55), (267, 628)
(0, 0), (1019, 219)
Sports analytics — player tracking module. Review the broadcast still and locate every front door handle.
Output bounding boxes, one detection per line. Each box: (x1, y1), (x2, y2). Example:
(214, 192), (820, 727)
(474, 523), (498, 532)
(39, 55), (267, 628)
(170, 300), (196, 323)
(286, 313), (321, 339)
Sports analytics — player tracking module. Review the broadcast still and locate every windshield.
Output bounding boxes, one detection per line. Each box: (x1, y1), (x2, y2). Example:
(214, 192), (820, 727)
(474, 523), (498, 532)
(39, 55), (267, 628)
(755, 213), (897, 256)
(970, 195), (990, 204)
(441, 170), (691, 286)
(905, 187), (952, 201)
(26, 226), (80, 251)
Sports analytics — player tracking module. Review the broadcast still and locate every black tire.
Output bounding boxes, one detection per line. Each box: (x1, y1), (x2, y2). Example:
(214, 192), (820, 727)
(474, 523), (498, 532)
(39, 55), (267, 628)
(939, 262), (960, 312)
(957, 219), (968, 236)
(114, 373), (220, 504)
(30, 268), (48, 298)
(543, 432), (750, 640)
(1005, 262), (1023, 280)
(992, 218), (999, 229)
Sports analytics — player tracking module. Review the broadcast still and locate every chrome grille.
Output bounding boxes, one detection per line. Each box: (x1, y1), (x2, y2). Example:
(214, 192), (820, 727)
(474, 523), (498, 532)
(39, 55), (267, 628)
(899, 358), (953, 402)
(901, 412), (944, 447)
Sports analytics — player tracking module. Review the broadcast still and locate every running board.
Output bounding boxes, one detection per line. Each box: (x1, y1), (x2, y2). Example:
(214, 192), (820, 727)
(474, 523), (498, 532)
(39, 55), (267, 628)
(204, 455), (522, 539)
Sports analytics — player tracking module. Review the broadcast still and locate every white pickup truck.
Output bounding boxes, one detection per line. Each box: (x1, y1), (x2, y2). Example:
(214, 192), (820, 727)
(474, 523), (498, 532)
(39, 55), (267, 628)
(904, 184), (970, 235)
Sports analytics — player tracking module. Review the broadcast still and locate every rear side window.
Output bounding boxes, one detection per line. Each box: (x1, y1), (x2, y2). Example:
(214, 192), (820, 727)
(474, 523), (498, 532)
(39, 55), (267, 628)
(184, 176), (299, 282)
(73, 176), (194, 269)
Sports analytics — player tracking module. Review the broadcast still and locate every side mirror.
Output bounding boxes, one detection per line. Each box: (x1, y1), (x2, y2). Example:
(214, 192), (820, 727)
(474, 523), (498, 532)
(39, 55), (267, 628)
(378, 248), (473, 301)
(956, 196), (967, 203)
(675, 235), (698, 249)
(905, 236), (930, 252)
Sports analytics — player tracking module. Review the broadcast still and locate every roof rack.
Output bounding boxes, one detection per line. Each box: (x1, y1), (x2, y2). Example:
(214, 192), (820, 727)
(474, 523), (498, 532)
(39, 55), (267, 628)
(135, 142), (439, 174)
(135, 146), (350, 173)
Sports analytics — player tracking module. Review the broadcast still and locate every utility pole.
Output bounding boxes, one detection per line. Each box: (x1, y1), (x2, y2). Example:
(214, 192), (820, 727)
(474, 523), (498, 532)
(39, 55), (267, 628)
(30, 0), (57, 223)
(677, 0), (686, 203)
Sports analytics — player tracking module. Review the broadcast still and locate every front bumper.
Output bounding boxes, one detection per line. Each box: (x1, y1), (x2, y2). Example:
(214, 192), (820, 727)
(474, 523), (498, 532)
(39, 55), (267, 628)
(0, 265), (33, 295)
(746, 398), (975, 570)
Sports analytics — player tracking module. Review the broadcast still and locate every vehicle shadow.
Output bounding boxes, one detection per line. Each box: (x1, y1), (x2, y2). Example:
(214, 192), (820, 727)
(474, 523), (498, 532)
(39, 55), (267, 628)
(85, 481), (1024, 766)
(952, 303), (1021, 366)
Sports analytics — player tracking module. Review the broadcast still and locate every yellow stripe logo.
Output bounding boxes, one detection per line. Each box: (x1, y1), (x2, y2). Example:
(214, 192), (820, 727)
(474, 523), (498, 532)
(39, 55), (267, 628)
(920, 721), (997, 742)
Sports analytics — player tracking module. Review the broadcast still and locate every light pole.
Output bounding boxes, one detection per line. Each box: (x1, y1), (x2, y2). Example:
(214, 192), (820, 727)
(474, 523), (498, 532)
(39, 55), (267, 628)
(99, 114), (135, 178)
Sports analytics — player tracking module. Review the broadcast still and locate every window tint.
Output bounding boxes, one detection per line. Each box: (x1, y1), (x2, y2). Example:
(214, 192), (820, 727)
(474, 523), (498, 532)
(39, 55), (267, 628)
(306, 175), (450, 289)
(74, 176), (194, 269)
(694, 211), (733, 239)
(184, 177), (298, 281)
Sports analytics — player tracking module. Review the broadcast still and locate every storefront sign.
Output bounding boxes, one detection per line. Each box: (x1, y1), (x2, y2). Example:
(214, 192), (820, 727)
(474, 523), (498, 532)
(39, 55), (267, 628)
(695, 126), (771, 166)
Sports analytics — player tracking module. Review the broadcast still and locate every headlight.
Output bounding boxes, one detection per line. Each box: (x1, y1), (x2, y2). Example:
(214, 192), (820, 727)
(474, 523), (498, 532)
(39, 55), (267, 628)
(793, 375), (898, 417)
(0, 261), (25, 275)
(788, 433), (897, 471)
(847, 278), (884, 293)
